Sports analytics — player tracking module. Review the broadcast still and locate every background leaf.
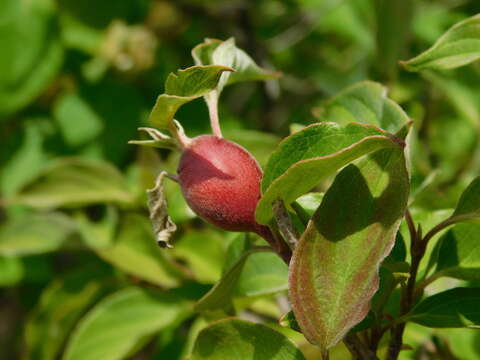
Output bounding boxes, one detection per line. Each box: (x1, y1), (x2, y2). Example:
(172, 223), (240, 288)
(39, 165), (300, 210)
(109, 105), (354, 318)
(24, 266), (114, 360)
(315, 81), (410, 133)
(194, 244), (271, 313)
(190, 319), (306, 360)
(0, 0), (63, 117)
(11, 158), (135, 209)
(0, 213), (77, 256)
(91, 214), (183, 288)
(0, 256), (24, 286)
(403, 14), (480, 71)
(63, 287), (191, 360)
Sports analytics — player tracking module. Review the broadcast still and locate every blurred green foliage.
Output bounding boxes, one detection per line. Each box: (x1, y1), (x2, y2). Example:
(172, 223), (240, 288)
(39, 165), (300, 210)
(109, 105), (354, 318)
(1, 0), (480, 359)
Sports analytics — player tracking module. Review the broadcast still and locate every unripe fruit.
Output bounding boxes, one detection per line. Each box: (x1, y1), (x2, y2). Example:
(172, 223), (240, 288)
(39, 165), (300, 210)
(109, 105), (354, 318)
(178, 135), (266, 235)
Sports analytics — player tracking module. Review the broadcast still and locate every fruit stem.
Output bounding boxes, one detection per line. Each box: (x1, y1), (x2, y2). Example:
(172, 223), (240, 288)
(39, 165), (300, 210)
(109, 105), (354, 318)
(206, 91), (222, 138)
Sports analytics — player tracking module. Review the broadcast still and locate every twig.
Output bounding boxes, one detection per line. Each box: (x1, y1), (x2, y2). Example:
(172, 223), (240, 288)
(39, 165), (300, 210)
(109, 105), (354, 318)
(387, 210), (427, 360)
(256, 225), (292, 264)
(344, 333), (379, 360)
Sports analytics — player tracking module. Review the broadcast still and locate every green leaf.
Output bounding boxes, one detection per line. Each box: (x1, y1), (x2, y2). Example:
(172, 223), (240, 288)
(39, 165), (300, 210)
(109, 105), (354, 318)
(433, 223), (480, 281)
(435, 328), (480, 359)
(90, 214), (183, 288)
(148, 65), (232, 129)
(220, 234), (288, 298)
(279, 311), (301, 333)
(192, 38), (280, 93)
(190, 319), (306, 360)
(371, 264), (409, 316)
(195, 244), (271, 313)
(223, 128), (280, 166)
(24, 267), (114, 360)
(11, 158), (135, 209)
(172, 229), (226, 284)
(0, 0), (63, 117)
(450, 176), (480, 223)
(235, 251), (288, 297)
(385, 232), (407, 263)
(192, 38), (222, 66)
(289, 147), (409, 350)
(0, 256), (24, 286)
(0, 212), (77, 256)
(294, 193), (324, 217)
(422, 71), (480, 126)
(402, 14), (480, 71)
(63, 287), (191, 360)
(315, 81), (410, 133)
(0, 119), (50, 197)
(53, 92), (103, 146)
(256, 122), (403, 225)
(404, 287), (480, 328)
(211, 38), (280, 91)
(373, 0), (413, 80)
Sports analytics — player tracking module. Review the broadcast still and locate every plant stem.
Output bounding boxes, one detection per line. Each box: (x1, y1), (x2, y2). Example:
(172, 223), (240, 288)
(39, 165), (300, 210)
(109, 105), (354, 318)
(206, 92), (222, 138)
(321, 350), (330, 360)
(387, 210), (426, 360)
(344, 333), (379, 360)
(272, 199), (300, 249)
(256, 225), (292, 264)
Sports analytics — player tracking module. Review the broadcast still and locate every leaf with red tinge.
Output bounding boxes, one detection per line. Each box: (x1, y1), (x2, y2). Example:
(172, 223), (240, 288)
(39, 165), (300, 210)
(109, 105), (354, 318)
(289, 147), (409, 351)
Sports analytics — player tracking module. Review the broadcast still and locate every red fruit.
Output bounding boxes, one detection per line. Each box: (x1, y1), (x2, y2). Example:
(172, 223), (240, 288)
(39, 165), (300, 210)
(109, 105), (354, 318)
(178, 135), (265, 234)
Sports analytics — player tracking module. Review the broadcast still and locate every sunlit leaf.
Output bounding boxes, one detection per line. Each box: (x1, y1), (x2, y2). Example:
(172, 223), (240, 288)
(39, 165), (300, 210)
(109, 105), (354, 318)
(431, 223), (480, 281)
(449, 176), (480, 223)
(256, 122), (403, 225)
(0, 256), (24, 286)
(192, 38), (280, 93)
(195, 243), (271, 312)
(63, 287), (191, 360)
(402, 14), (480, 71)
(0, 0), (63, 117)
(24, 266), (114, 360)
(0, 213), (77, 256)
(190, 319), (306, 360)
(172, 229), (226, 284)
(315, 81), (409, 133)
(53, 93), (103, 146)
(289, 147), (409, 350)
(148, 65), (232, 129)
(11, 158), (135, 208)
(92, 214), (183, 288)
